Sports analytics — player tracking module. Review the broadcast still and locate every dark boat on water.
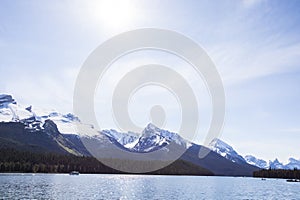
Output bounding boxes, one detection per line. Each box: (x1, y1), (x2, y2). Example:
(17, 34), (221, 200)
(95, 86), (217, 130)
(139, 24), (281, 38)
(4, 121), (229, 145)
(286, 179), (300, 182)
(69, 171), (80, 175)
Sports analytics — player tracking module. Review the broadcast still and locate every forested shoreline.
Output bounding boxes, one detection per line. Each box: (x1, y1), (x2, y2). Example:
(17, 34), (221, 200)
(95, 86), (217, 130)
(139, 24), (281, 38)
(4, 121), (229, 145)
(253, 169), (300, 179)
(0, 148), (120, 174)
(0, 148), (213, 175)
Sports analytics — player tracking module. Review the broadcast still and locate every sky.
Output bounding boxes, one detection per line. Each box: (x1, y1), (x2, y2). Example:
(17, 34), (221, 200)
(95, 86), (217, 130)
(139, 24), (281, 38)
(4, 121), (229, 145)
(1, 0), (300, 163)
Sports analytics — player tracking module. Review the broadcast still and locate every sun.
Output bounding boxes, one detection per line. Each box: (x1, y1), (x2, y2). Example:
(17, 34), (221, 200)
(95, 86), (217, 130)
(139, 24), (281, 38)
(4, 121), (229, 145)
(88, 0), (137, 29)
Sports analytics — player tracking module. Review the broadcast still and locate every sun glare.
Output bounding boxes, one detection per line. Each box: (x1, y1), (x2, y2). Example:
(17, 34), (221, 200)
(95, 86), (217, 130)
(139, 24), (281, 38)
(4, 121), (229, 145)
(88, 0), (137, 29)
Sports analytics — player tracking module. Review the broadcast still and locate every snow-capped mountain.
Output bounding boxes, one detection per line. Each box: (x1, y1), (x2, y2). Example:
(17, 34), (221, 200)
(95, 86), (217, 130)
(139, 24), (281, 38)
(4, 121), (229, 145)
(0, 94), (32, 122)
(208, 137), (300, 170)
(243, 154), (300, 170)
(134, 123), (188, 152)
(0, 94), (187, 154)
(285, 158), (300, 170)
(268, 158), (284, 169)
(244, 155), (269, 169)
(209, 138), (246, 164)
(1, 94), (189, 154)
(101, 123), (188, 153)
(0, 94), (90, 135)
(268, 158), (300, 170)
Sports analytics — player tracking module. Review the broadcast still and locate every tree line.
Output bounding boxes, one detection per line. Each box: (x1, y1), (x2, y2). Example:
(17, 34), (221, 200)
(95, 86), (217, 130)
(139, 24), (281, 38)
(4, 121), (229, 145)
(0, 148), (213, 175)
(0, 148), (121, 174)
(253, 169), (300, 179)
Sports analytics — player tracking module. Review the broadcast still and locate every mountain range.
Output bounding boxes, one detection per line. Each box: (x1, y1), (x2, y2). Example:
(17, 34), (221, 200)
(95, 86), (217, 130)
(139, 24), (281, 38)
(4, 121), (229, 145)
(1, 94), (299, 175)
(208, 136), (300, 170)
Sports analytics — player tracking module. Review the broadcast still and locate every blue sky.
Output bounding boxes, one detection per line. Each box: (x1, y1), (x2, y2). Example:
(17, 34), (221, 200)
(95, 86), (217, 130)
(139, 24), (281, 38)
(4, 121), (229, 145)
(1, 0), (300, 162)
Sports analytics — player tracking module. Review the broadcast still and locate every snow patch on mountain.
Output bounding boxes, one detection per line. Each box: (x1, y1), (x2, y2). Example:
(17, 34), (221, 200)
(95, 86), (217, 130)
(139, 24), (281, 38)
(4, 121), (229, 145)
(244, 154), (300, 170)
(0, 94), (96, 135)
(244, 155), (269, 169)
(268, 158), (284, 169)
(101, 129), (139, 147)
(285, 158), (300, 169)
(268, 158), (300, 170)
(209, 138), (246, 164)
(101, 123), (189, 153)
(0, 94), (33, 122)
(209, 138), (300, 170)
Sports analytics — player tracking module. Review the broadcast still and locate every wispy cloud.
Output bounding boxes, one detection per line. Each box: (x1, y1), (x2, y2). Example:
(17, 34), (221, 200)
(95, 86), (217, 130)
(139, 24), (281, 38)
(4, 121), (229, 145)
(211, 40), (300, 86)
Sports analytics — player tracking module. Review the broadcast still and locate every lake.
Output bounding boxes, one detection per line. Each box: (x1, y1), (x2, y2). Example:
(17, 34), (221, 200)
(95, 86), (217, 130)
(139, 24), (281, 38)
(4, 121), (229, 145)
(0, 174), (299, 199)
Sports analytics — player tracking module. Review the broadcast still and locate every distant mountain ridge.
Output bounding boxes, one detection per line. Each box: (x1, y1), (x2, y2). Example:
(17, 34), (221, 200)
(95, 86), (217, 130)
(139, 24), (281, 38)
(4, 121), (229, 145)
(208, 138), (300, 170)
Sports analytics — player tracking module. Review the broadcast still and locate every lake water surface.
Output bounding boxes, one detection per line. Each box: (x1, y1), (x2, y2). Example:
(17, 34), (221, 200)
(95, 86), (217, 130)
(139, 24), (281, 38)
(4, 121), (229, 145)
(0, 174), (299, 199)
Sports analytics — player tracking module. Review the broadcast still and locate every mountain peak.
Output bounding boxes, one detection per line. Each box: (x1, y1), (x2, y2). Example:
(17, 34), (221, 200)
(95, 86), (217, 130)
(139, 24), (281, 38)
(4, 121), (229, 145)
(209, 138), (233, 151)
(146, 123), (159, 130)
(142, 123), (161, 137)
(209, 138), (246, 164)
(269, 158), (284, 169)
